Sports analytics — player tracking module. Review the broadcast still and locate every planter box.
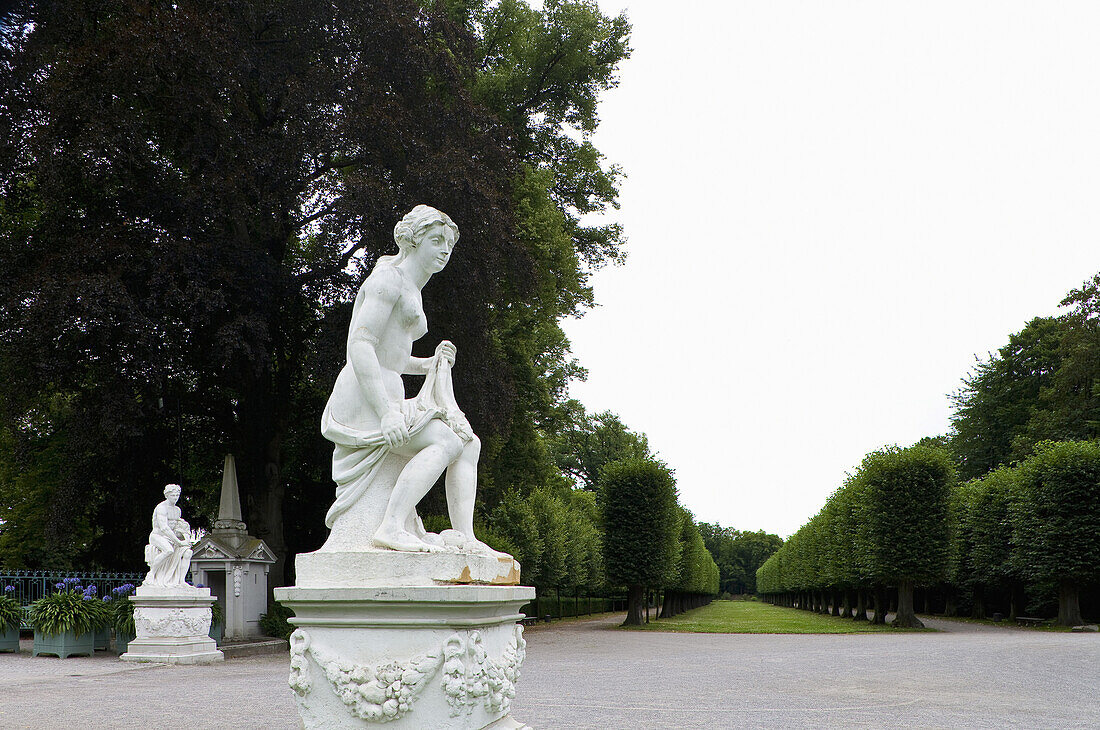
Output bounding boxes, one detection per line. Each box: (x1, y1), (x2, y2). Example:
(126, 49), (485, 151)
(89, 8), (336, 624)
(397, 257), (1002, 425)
(114, 630), (135, 654)
(94, 626), (111, 651)
(33, 630), (94, 658)
(0, 626), (19, 653)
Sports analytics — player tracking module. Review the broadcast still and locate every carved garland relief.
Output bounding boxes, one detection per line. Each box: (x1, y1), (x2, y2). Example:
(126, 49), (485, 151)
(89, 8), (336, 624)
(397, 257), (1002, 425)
(134, 607), (210, 638)
(288, 625), (526, 724)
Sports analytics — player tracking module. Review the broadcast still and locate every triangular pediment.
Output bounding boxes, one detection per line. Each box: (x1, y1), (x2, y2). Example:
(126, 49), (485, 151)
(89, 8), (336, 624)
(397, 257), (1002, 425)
(192, 540), (232, 561)
(246, 541), (276, 563)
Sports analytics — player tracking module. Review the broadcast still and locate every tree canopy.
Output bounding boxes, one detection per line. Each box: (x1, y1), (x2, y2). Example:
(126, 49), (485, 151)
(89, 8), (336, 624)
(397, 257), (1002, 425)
(0, 0), (632, 579)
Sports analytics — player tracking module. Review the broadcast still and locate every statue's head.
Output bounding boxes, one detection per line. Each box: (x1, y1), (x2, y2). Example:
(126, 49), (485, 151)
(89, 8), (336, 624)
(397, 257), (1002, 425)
(392, 205), (459, 262)
(163, 483), (182, 503)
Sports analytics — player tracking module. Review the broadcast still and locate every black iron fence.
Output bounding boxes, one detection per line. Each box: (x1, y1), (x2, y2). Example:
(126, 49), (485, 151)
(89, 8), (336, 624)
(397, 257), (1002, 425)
(0, 569), (146, 629)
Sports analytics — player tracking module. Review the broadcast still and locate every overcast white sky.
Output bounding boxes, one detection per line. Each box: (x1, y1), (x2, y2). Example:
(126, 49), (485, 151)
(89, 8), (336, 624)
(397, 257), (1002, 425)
(560, 1), (1100, 538)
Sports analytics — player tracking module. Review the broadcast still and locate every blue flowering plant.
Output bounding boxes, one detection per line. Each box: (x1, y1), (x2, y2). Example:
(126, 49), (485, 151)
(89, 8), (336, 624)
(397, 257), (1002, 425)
(108, 584), (138, 635)
(0, 585), (21, 632)
(28, 579), (108, 637)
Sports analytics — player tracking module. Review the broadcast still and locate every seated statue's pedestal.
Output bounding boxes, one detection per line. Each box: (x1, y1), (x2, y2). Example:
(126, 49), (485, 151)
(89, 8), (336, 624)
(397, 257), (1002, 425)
(276, 468), (536, 729)
(275, 583), (534, 729)
(120, 585), (224, 665)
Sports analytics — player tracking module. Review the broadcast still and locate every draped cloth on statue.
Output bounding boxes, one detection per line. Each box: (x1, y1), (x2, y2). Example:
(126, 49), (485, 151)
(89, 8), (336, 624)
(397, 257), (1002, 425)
(143, 518), (193, 587)
(321, 355), (471, 529)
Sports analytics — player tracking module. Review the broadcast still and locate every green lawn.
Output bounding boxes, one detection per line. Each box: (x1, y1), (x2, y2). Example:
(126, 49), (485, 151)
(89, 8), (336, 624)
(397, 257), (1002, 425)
(625, 600), (928, 634)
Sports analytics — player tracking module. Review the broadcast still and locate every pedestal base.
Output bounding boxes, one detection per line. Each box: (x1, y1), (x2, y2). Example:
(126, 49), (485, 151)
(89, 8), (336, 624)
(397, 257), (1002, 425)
(275, 584), (535, 730)
(120, 585), (224, 665)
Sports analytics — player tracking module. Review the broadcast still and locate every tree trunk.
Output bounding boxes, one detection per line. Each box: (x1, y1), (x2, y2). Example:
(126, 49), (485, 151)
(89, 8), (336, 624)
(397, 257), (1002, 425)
(246, 427), (288, 599)
(892, 579), (924, 628)
(840, 589), (852, 619)
(971, 588), (985, 620)
(622, 584), (645, 626)
(1009, 584), (1020, 622)
(1057, 578), (1084, 627)
(830, 590), (841, 616)
(871, 586), (887, 624)
(853, 588), (868, 621)
(660, 590), (675, 618)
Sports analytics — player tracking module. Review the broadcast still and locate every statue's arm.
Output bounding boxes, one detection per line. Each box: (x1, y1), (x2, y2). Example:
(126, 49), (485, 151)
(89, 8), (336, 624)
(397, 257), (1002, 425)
(402, 357), (433, 375)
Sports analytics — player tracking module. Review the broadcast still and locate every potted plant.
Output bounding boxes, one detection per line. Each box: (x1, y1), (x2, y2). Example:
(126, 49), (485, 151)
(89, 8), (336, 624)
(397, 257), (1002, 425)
(29, 579), (98, 658)
(110, 584), (137, 654)
(0, 585), (21, 652)
(82, 585), (112, 651)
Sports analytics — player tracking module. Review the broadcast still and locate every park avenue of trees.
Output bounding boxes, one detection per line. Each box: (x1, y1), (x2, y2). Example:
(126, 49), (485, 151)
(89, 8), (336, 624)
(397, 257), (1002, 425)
(0, 1), (781, 626)
(758, 274), (1100, 628)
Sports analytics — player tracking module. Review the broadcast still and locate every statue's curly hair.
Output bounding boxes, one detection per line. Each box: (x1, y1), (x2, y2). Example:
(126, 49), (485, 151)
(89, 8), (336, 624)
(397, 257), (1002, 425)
(376, 205), (459, 269)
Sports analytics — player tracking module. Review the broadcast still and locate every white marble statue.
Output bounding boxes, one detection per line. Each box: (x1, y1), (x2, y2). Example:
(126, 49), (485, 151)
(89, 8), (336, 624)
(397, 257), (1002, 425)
(142, 483), (198, 587)
(321, 205), (501, 556)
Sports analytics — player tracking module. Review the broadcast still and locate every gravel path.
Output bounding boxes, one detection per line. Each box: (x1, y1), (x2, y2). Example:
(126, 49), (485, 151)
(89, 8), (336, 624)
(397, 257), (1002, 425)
(1, 613), (1096, 729)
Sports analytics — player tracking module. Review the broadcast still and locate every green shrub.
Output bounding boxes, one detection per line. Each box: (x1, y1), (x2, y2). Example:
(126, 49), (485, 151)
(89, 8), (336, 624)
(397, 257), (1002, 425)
(210, 598), (224, 628)
(107, 584), (138, 634)
(29, 582), (100, 637)
(260, 602), (295, 640)
(0, 586), (21, 631)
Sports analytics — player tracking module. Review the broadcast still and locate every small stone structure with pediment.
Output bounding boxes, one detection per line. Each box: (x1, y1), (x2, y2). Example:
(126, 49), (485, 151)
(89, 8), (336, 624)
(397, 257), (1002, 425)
(190, 455), (277, 641)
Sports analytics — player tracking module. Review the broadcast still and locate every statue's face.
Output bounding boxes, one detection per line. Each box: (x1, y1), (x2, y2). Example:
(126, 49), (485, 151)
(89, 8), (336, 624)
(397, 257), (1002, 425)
(166, 489), (181, 505)
(412, 222), (455, 274)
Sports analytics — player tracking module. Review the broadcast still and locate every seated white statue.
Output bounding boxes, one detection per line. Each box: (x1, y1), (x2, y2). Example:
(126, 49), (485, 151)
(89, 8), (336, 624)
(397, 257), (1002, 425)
(142, 483), (196, 587)
(321, 205), (502, 556)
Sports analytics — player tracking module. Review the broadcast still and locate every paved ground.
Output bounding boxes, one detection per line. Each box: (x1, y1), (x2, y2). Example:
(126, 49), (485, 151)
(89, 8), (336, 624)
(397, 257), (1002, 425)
(1, 612), (1097, 728)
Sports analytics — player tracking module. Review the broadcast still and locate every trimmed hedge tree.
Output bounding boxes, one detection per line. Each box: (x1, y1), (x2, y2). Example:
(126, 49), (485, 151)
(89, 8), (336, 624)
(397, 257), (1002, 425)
(599, 458), (680, 626)
(861, 445), (954, 628)
(1011, 440), (1100, 626)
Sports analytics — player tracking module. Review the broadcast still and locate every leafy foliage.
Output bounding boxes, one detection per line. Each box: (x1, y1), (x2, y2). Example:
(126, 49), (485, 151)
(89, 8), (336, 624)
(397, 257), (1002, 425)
(29, 583), (100, 637)
(106, 583), (137, 634)
(757, 444), (954, 597)
(861, 445), (954, 586)
(1011, 440), (1100, 587)
(0, 586), (21, 631)
(548, 402), (650, 490)
(259, 601), (295, 640)
(0, 0), (633, 580)
(950, 318), (1066, 480)
(486, 485), (604, 595)
(599, 458), (679, 589)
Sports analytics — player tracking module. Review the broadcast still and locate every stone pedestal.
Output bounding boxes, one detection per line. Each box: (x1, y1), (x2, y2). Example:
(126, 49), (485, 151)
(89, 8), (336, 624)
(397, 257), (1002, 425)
(274, 584), (534, 729)
(120, 585), (224, 664)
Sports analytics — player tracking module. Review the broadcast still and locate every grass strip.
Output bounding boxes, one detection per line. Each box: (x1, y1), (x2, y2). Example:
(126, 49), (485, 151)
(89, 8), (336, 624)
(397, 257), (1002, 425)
(624, 600), (930, 634)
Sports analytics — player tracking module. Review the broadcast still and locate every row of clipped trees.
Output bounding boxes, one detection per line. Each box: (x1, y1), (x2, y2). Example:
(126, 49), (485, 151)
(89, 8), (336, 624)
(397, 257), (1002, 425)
(952, 440), (1100, 626)
(757, 444), (953, 628)
(757, 439), (1100, 627)
(486, 457), (720, 626)
(759, 276), (1100, 628)
(601, 459), (720, 625)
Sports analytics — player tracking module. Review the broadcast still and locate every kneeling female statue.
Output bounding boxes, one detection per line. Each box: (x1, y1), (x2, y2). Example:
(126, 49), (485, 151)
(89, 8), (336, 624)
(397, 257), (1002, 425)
(321, 205), (501, 556)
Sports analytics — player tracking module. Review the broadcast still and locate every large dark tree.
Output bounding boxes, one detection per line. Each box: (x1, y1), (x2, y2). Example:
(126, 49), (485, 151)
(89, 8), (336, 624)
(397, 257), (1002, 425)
(548, 402), (650, 491)
(0, 0), (631, 579)
(950, 317), (1066, 481)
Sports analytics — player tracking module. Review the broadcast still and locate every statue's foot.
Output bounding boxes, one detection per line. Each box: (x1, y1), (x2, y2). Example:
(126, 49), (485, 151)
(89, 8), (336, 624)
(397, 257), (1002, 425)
(421, 531), (446, 547)
(372, 527), (444, 553)
(463, 537), (512, 560)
